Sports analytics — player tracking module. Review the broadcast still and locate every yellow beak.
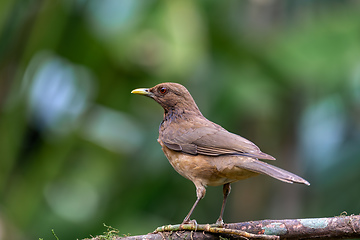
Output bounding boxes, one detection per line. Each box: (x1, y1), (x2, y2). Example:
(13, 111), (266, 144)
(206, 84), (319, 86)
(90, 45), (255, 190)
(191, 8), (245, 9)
(131, 88), (150, 96)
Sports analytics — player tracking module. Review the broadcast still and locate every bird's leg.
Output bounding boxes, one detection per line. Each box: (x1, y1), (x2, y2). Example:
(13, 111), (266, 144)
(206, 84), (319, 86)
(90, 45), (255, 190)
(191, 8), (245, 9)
(182, 184), (206, 224)
(216, 183), (231, 226)
(182, 197), (200, 224)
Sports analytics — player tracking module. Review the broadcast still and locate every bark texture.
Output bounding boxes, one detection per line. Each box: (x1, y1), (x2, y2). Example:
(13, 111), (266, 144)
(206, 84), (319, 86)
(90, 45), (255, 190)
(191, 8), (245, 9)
(90, 215), (360, 240)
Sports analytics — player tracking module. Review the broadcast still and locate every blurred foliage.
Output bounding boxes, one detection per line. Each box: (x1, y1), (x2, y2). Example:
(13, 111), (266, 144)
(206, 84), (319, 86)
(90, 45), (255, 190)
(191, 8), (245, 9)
(1, 0), (360, 239)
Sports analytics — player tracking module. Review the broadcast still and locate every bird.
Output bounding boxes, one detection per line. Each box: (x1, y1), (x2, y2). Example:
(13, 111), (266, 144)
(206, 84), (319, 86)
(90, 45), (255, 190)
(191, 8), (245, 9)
(131, 82), (309, 225)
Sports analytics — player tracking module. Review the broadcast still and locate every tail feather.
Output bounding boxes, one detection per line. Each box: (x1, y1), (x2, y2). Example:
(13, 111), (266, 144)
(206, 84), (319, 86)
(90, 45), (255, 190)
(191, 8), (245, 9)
(238, 159), (310, 186)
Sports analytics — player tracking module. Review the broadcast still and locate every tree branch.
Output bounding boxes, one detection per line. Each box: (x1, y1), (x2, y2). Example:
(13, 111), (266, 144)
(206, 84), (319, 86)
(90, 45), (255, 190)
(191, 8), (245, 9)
(89, 214), (360, 240)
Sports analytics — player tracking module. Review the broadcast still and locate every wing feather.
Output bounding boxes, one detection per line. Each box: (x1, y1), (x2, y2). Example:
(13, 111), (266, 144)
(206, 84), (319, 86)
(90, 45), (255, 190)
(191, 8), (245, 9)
(161, 123), (275, 160)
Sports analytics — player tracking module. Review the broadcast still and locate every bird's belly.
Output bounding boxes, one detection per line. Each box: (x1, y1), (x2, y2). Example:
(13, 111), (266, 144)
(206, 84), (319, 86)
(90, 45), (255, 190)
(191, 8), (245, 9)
(158, 140), (257, 187)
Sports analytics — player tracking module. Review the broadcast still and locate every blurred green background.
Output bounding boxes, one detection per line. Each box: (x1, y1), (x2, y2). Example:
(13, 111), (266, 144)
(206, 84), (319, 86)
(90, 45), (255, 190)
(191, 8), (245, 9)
(1, 0), (360, 239)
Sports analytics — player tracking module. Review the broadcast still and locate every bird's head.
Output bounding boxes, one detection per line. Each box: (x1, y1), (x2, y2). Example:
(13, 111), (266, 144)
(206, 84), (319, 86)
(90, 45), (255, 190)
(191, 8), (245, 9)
(131, 82), (201, 115)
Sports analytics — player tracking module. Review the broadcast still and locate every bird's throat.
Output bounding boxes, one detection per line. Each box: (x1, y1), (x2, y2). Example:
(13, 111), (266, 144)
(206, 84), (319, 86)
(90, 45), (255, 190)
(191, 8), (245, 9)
(163, 108), (180, 124)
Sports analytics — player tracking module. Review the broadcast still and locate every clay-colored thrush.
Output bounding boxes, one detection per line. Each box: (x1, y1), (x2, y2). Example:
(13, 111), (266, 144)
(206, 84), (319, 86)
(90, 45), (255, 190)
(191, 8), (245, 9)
(132, 82), (309, 224)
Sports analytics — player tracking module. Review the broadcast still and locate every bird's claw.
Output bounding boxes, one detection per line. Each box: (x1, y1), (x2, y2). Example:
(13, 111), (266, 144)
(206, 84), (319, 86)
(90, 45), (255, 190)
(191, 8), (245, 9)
(181, 219), (198, 226)
(215, 218), (225, 227)
(155, 220), (200, 233)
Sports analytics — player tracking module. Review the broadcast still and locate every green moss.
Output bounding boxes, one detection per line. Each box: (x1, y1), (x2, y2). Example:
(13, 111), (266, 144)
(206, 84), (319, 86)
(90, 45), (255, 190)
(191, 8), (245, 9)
(88, 224), (121, 240)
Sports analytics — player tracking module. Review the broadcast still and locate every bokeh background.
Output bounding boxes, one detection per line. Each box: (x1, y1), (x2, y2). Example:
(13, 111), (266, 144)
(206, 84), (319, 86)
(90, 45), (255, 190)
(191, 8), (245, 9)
(1, 0), (360, 239)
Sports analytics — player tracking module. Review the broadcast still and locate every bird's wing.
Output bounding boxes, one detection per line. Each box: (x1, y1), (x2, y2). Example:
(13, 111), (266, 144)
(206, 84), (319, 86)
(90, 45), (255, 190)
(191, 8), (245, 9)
(162, 125), (275, 160)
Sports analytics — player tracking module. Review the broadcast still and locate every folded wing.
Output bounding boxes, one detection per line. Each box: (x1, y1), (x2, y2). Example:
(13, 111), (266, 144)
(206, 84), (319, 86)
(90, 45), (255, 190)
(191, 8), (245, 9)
(161, 123), (275, 160)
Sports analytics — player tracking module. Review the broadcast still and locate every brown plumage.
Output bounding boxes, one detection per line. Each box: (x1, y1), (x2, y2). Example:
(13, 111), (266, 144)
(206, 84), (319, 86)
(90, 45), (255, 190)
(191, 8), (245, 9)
(132, 82), (309, 224)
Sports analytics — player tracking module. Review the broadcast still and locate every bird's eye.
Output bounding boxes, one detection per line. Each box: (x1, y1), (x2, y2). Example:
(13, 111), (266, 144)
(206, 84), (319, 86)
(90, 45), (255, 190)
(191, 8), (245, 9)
(159, 87), (167, 94)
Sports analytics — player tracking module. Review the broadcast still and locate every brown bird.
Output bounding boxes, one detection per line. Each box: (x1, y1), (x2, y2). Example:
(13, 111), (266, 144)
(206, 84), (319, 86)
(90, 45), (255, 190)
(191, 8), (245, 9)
(131, 82), (309, 225)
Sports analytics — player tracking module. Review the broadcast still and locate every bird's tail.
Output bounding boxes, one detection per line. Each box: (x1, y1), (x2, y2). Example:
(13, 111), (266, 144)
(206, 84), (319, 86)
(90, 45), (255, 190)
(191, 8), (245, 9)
(238, 159), (310, 185)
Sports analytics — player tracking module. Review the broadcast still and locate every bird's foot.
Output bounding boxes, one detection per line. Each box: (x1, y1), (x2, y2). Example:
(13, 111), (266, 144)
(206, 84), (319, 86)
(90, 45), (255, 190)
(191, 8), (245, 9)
(215, 217), (225, 227)
(181, 219), (198, 226)
(154, 220), (199, 233)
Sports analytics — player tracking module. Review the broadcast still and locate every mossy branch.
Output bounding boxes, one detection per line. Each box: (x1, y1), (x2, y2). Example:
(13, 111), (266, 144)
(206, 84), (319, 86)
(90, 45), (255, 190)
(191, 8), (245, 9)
(88, 214), (360, 240)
